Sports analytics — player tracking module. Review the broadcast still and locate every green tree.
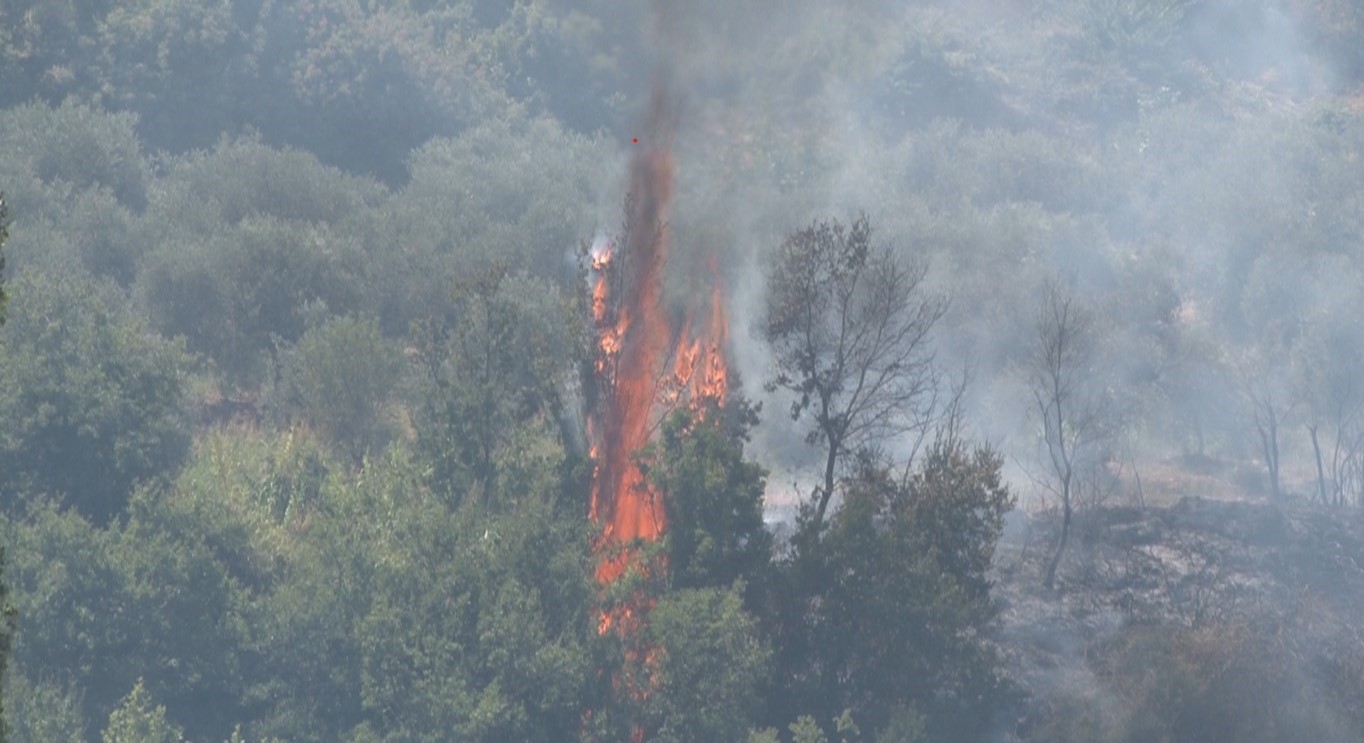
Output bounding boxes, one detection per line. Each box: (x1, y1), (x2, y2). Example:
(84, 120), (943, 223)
(138, 215), (367, 387)
(0, 550), (13, 743)
(789, 715), (829, 743)
(0, 192), (7, 324)
(412, 268), (580, 507)
(115, 490), (250, 739)
(353, 463), (595, 741)
(0, 102), (149, 214)
(134, 137), (384, 386)
(4, 673), (84, 742)
(240, 444), (597, 742)
(95, 0), (242, 153)
(280, 314), (402, 465)
(0, 0), (103, 106)
(748, 727), (782, 743)
(140, 137), (384, 237)
(770, 438), (1014, 740)
(1, 492), (249, 741)
(876, 706), (928, 743)
(0, 271), (190, 523)
(395, 117), (606, 277)
(0, 502), (118, 739)
(644, 403), (772, 593)
(160, 425), (333, 593)
(638, 585), (771, 743)
(102, 680), (184, 743)
(244, 452), (396, 740)
(281, 0), (512, 181)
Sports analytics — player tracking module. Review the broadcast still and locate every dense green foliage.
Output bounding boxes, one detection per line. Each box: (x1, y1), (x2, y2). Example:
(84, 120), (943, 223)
(1, 0), (1363, 740)
(411, 268), (581, 508)
(643, 585), (771, 743)
(0, 272), (190, 523)
(646, 405), (771, 593)
(279, 314), (402, 464)
(102, 681), (185, 743)
(769, 442), (1016, 740)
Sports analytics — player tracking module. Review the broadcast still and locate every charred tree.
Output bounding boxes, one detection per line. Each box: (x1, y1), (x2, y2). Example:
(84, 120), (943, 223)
(1027, 282), (1110, 591)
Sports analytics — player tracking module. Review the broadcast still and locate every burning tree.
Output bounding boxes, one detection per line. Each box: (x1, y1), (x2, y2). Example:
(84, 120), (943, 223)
(578, 80), (742, 740)
(581, 83), (733, 584)
(583, 216), (733, 570)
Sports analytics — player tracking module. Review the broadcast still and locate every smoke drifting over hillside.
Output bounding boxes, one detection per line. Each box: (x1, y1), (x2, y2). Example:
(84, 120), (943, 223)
(588, 0), (1363, 507)
(4, 0), (1364, 739)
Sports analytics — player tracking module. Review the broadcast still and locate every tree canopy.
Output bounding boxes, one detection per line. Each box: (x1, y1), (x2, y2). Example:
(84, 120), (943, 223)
(1, 0), (1364, 740)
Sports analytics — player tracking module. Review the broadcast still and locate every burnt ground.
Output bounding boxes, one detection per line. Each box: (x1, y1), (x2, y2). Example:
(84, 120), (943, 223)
(991, 495), (1364, 740)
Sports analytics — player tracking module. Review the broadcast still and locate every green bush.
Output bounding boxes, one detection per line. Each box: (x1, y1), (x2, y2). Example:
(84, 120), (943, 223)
(2, 495), (246, 742)
(102, 680), (184, 743)
(280, 315), (402, 464)
(644, 586), (772, 743)
(143, 137), (385, 236)
(411, 270), (580, 506)
(4, 672), (86, 743)
(96, 0), (241, 153)
(769, 440), (1015, 740)
(646, 406), (772, 593)
(0, 102), (148, 212)
(138, 216), (366, 386)
(396, 116), (606, 277)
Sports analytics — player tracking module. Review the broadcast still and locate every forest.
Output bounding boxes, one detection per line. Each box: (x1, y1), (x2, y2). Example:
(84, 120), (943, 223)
(1, 0), (1364, 741)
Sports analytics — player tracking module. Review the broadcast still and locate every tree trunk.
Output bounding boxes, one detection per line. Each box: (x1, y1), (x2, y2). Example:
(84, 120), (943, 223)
(1130, 444), (1146, 509)
(1044, 477), (1072, 591)
(1258, 421), (1282, 500)
(1310, 424), (1328, 506)
(814, 436), (839, 531)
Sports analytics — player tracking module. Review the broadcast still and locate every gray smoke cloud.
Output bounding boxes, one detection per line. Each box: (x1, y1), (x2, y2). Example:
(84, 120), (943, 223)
(590, 0), (1358, 510)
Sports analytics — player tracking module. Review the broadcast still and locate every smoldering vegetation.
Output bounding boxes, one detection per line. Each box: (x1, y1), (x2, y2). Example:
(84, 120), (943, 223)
(0, 0), (1363, 741)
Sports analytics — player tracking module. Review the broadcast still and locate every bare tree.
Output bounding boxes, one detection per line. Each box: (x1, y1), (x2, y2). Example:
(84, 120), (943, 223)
(1236, 346), (1295, 501)
(1295, 325), (1364, 507)
(763, 214), (948, 533)
(1027, 282), (1113, 591)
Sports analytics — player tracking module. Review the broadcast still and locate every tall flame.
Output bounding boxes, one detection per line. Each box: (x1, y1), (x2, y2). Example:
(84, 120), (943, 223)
(585, 136), (732, 584)
(582, 75), (731, 742)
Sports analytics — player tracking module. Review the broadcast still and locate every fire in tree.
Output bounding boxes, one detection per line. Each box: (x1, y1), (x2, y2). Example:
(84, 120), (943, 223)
(575, 61), (737, 741)
(578, 78), (732, 741)
(584, 83), (731, 589)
